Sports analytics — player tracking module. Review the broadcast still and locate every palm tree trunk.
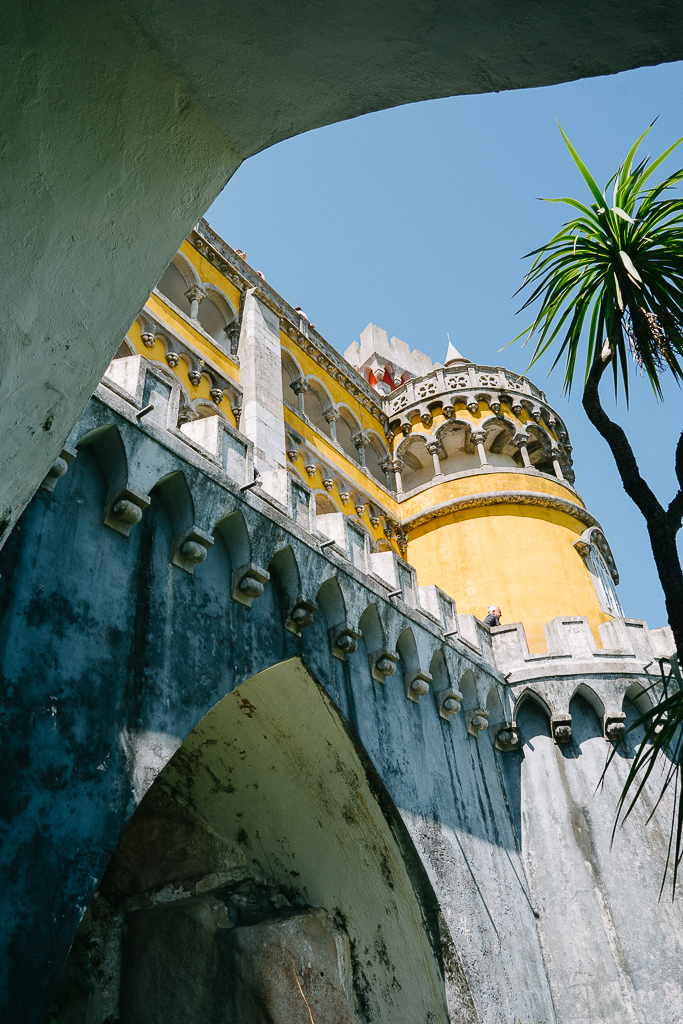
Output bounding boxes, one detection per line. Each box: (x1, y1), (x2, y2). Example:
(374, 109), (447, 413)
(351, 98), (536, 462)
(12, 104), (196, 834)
(582, 349), (683, 656)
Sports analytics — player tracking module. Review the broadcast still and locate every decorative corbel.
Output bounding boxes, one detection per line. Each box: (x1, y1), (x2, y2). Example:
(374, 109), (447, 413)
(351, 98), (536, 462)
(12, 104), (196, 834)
(329, 623), (361, 661)
(551, 714), (572, 744)
(231, 563), (270, 608)
(40, 445), (78, 493)
(405, 669), (432, 704)
(285, 597), (318, 636)
(368, 649), (398, 683)
(103, 485), (151, 537)
(465, 707), (490, 737)
(605, 713), (626, 742)
(435, 687), (463, 721)
(492, 722), (521, 751)
(172, 526), (214, 574)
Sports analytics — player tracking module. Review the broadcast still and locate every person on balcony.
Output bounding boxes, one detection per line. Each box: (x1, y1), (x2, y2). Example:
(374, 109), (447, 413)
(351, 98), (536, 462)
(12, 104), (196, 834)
(483, 605), (502, 628)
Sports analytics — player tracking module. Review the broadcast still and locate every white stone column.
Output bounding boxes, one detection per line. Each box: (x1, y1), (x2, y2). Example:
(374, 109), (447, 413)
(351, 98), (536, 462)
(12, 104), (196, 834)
(426, 441), (444, 479)
(471, 430), (489, 467)
(290, 377), (309, 418)
(550, 445), (565, 481)
(185, 285), (206, 321)
(353, 433), (369, 468)
(238, 289), (286, 472)
(325, 408), (340, 443)
(392, 459), (404, 494)
(514, 434), (532, 469)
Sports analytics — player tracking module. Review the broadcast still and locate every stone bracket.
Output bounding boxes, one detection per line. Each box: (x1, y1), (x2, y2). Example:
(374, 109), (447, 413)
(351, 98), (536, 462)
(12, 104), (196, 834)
(605, 712), (626, 742)
(435, 687), (463, 721)
(329, 623), (361, 661)
(551, 714), (572, 744)
(369, 649), (398, 684)
(231, 562), (270, 608)
(172, 526), (214, 574)
(285, 596), (318, 636)
(493, 722), (520, 751)
(103, 485), (151, 537)
(405, 669), (432, 704)
(40, 445), (78, 493)
(465, 707), (490, 737)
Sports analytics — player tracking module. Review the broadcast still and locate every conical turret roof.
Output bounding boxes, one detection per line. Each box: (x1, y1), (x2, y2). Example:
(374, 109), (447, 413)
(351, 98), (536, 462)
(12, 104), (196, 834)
(444, 339), (468, 365)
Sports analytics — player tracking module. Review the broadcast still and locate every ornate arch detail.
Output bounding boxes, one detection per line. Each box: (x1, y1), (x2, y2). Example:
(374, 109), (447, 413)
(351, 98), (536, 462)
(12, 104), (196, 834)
(305, 375), (335, 413)
(170, 249), (202, 289)
(512, 687), (553, 724)
(281, 347), (304, 382)
(573, 526), (619, 584)
(201, 280), (239, 324)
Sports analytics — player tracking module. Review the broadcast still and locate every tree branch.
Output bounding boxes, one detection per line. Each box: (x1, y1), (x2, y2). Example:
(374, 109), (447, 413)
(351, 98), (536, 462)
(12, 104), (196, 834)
(676, 427), (683, 493)
(582, 347), (665, 524)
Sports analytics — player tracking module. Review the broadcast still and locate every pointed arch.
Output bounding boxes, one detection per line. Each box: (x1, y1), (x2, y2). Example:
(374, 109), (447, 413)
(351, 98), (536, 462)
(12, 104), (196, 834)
(486, 685), (505, 727)
(459, 669), (478, 710)
(570, 683), (605, 721)
(359, 603), (386, 653)
(396, 627), (419, 673)
(153, 471), (195, 535)
(316, 576), (347, 627)
(429, 649), (451, 691)
(74, 423), (128, 494)
(513, 687), (552, 723)
(214, 509), (251, 569)
(268, 545), (302, 605)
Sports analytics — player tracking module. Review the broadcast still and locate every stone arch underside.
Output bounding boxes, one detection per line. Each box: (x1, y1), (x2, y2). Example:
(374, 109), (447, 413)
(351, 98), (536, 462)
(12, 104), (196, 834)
(5, 0), (683, 543)
(56, 657), (450, 1024)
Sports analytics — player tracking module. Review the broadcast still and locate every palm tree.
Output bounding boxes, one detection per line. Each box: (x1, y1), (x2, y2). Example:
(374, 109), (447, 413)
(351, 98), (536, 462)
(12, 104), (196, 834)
(516, 125), (683, 889)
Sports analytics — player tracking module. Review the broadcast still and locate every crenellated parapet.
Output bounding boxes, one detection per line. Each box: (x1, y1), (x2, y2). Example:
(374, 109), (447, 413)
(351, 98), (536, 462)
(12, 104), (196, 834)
(490, 615), (676, 744)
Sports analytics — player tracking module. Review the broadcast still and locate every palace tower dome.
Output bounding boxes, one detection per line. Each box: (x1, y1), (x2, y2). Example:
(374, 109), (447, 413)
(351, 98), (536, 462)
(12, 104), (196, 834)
(353, 329), (622, 653)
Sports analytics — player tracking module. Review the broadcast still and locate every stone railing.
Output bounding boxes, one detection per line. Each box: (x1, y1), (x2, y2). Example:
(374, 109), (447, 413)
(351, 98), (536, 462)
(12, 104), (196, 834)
(382, 362), (569, 440)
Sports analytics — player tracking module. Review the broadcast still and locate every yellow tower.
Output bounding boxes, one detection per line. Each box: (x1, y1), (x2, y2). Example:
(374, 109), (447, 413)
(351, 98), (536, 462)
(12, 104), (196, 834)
(382, 341), (622, 653)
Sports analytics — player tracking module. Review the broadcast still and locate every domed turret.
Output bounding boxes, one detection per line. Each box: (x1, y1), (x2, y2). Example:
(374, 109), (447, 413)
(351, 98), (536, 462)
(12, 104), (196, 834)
(382, 340), (621, 652)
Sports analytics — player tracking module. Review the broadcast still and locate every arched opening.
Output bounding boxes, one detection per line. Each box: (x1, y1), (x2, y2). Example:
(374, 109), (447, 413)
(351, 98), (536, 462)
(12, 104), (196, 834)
(303, 385), (330, 435)
(197, 295), (228, 345)
(365, 434), (389, 487)
(157, 262), (193, 317)
(336, 410), (361, 464)
(399, 438), (433, 492)
(458, 669), (478, 711)
(315, 491), (337, 516)
(49, 659), (448, 1024)
(437, 423), (480, 476)
(484, 421), (522, 469)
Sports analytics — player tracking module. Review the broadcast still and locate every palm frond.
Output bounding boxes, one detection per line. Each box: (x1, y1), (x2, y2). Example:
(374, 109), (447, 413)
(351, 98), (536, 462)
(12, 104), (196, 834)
(516, 127), (683, 398)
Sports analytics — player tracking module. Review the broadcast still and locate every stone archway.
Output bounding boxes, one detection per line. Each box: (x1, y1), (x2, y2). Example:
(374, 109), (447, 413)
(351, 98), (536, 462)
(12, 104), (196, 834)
(51, 658), (449, 1024)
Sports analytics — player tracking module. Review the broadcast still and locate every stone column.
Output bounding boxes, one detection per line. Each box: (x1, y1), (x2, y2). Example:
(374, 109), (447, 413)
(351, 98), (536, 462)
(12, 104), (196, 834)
(353, 433), (369, 468)
(238, 288), (286, 471)
(185, 285), (206, 321)
(392, 459), (405, 494)
(380, 458), (394, 490)
(290, 378), (309, 418)
(471, 430), (489, 467)
(514, 434), (532, 469)
(550, 445), (565, 481)
(325, 407), (340, 443)
(426, 441), (444, 479)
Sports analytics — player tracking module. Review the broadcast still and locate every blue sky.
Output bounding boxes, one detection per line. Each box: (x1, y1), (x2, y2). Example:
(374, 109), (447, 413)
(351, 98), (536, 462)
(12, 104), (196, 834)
(207, 60), (683, 630)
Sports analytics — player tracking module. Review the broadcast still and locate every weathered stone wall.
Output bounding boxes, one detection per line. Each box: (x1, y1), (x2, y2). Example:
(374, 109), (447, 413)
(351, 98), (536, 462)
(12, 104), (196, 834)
(1, 360), (681, 1023)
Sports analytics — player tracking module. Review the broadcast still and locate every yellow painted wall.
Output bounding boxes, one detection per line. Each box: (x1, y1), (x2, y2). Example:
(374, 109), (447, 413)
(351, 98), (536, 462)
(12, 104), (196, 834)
(406, 503), (611, 653)
(179, 240), (243, 314)
(399, 470), (583, 520)
(281, 334), (386, 440)
(126, 318), (237, 429)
